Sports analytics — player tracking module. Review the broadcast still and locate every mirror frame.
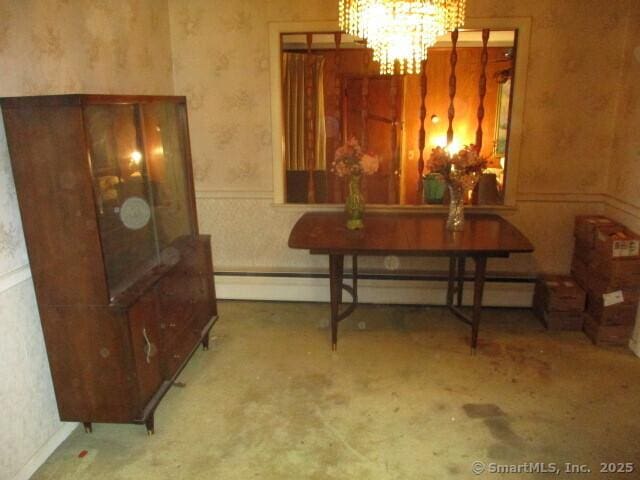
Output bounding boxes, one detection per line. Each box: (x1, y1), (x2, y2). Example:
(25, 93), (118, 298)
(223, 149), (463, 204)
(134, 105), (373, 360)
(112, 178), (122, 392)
(269, 17), (531, 209)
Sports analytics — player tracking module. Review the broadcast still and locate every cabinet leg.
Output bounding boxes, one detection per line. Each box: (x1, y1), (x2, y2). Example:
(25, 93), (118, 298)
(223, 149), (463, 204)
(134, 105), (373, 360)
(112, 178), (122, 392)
(83, 422), (92, 433)
(202, 333), (210, 351)
(145, 414), (155, 436)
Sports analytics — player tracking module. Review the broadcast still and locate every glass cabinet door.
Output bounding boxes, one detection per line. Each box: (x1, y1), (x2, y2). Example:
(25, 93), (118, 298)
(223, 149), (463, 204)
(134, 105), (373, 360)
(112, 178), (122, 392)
(84, 104), (159, 298)
(140, 102), (195, 252)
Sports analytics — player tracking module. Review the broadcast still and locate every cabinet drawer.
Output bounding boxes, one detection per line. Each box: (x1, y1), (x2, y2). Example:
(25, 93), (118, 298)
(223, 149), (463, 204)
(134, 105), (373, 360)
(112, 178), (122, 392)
(157, 272), (195, 337)
(162, 326), (200, 378)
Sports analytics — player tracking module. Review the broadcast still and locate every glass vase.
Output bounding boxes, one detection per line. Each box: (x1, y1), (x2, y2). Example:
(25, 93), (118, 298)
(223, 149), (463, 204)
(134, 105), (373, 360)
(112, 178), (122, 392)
(345, 174), (365, 230)
(446, 181), (465, 231)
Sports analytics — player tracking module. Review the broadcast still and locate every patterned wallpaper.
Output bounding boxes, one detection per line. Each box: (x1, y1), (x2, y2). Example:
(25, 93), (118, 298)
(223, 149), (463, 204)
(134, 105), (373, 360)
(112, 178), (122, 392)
(0, 122), (24, 275)
(0, 1), (174, 478)
(609, 6), (640, 209)
(168, 0), (337, 192)
(169, 0), (634, 275)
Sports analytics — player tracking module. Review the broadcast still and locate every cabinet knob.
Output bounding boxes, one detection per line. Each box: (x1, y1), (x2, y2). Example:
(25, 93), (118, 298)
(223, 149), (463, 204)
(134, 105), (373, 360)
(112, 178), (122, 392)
(169, 322), (176, 328)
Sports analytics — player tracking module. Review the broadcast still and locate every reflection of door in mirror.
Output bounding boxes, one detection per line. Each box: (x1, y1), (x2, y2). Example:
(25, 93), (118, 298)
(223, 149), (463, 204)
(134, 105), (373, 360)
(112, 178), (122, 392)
(344, 74), (403, 204)
(281, 30), (516, 206)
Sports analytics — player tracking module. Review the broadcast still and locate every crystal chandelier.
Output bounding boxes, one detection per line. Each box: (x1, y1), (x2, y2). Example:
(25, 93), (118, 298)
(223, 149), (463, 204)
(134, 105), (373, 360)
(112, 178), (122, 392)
(339, 0), (467, 74)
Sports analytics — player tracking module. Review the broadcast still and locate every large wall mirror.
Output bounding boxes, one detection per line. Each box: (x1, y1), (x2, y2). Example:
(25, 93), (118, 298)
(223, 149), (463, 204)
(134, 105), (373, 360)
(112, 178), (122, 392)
(270, 19), (530, 207)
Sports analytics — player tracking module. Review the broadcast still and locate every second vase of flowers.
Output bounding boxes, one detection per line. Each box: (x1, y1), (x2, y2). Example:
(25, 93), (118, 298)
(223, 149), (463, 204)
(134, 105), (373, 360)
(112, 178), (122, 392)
(333, 137), (380, 230)
(427, 145), (486, 231)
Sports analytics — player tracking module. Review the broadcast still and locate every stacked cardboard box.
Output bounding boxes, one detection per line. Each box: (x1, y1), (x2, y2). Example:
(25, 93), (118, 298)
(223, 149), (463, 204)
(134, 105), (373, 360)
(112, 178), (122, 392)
(533, 275), (586, 330)
(571, 215), (640, 346)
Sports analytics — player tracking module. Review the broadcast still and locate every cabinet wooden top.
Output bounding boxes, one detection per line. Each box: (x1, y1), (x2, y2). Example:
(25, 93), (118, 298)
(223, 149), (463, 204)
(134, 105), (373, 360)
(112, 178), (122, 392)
(0, 94), (187, 108)
(288, 212), (534, 257)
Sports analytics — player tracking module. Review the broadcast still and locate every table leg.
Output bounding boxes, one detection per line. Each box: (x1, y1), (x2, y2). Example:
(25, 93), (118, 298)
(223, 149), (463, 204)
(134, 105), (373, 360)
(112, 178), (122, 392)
(446, 256), (456, 307)
(329, 254), (344, 351)
(457, 256), (466, 307)
(352, 255), (358, 303)
(336, 256), (344, 304)
(471, 256), (487, 352)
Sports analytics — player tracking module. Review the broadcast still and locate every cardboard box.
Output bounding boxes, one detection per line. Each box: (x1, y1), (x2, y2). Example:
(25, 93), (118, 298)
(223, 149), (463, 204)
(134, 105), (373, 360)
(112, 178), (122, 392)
(533, 275), (586, 312)
(586, 290), (639, 326)
(574, 238), (596, 264)
(575, 215), (618, 248)
(570, 256), (589, 291)
(594, 226), (640, 260)
(533, 297), (584, 330)
(583, 314), (634, 346)
(537, 310), (585, 331)
(589, 257), (640, 288)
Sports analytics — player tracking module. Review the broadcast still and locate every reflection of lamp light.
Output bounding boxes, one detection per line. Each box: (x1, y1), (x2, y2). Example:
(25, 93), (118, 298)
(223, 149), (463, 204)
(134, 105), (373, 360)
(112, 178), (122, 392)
(130, 150), (142, 166)
(432, 135), (462, 155)
(339, 0), (466, 74)
(431, 114), (440, 124)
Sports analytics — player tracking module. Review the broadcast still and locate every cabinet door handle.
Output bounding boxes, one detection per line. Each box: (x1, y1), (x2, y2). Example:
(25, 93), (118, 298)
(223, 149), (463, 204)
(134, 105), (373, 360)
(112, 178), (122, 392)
(169, 322), (176, 328)
(142, 328), (152, 364)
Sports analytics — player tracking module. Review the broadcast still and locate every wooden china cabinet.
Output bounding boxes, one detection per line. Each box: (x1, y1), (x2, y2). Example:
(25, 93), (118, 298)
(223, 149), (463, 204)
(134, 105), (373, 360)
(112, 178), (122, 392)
(1, 94), (218, 434)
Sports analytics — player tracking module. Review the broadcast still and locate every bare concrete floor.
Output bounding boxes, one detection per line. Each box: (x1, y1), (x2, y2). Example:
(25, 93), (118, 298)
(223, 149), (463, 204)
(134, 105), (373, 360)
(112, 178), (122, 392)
(33, 301), (640, 479)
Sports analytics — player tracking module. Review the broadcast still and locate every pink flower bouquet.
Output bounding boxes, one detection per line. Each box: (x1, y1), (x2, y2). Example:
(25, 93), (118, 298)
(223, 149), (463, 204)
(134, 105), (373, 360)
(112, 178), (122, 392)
(332, 137), (380, 177)
(427, 144), (486, 191)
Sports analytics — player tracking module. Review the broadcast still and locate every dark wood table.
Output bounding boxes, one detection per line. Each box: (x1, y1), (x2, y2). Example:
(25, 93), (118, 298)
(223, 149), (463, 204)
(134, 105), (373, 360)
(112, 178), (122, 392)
(288, 212), (534, 351)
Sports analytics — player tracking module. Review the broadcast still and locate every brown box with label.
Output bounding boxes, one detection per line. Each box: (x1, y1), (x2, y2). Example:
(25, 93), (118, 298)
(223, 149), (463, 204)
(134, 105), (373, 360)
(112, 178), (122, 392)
(583, 314), (634, 346)
(587, 289), (640, 325)
(594, 226), (640, 260)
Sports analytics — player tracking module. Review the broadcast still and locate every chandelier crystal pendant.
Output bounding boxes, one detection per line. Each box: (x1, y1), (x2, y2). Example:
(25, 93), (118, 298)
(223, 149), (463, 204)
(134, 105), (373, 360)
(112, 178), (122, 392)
(339, 0), (467, 74)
